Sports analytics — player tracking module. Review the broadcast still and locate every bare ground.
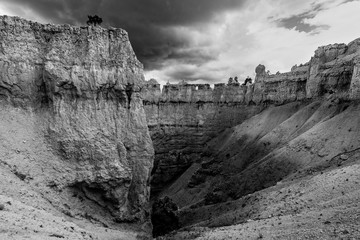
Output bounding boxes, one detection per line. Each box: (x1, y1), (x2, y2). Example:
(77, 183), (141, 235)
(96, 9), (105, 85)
(160, 151), (360, 239)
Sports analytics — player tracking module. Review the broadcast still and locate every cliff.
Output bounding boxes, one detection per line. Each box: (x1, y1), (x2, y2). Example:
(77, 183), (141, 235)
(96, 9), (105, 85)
(143, 37), (360, 106)
(143, 81), (263, 196)
(143, 37), (360, 199)
(0, 15), (153, 238)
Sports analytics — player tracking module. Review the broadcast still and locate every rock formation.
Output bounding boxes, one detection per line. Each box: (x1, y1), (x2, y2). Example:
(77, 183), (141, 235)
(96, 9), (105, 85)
(2, 14), (360, 239)
(142, 81), (263, 197)
(142, 37), (360, 239)
(0, 15), (153, 237)
(142, 37), (360, 207)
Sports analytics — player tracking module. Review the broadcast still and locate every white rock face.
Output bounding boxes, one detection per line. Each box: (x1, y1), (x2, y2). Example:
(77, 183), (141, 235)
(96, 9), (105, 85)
(0, 15), (154, 230)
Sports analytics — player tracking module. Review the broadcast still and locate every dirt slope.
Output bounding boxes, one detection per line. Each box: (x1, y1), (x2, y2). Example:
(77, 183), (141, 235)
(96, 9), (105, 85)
(162, 158), (360, 239)
(0, 104), (147, 240)
(157, 97), (360, 239)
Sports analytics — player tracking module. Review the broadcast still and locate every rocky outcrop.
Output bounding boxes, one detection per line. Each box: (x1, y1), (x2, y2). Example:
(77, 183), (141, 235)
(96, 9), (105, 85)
(307, 42), (354, 98)
(0, 15), (153, 233)
(349, 39), (360, 99)
(350, 57), (360, 99)
(249, 63), (308, 104)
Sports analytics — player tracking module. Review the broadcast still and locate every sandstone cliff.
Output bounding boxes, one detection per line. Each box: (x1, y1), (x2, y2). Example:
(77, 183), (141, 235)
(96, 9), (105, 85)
(0, 15), (153, 238)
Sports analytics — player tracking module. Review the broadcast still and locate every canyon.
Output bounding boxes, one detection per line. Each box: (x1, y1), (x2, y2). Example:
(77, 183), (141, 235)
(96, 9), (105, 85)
(143, 38), (360, 198)
(142, 38), (360, 238)
(0, 15), (360, 239)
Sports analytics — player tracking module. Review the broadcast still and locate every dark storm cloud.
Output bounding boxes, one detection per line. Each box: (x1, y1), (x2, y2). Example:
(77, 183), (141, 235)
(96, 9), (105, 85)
(165, 65), (230, 82)
(167, 48), (219, 65)
(166, 67), (198, 81)
(4, 0), (247, 70)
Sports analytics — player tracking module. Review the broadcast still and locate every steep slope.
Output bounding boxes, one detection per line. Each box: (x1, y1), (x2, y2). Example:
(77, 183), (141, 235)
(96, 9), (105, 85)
(158, 98), (360, 239)
(0, 16), (153, 239)
(163, 158), (360, 239)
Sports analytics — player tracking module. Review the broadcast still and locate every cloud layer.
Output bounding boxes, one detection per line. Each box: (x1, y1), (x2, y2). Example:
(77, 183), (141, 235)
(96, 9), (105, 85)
(1, 0), (360, 85)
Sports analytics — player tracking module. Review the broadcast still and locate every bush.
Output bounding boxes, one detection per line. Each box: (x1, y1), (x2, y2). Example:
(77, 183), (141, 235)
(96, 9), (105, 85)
(87, 15), (103, 26)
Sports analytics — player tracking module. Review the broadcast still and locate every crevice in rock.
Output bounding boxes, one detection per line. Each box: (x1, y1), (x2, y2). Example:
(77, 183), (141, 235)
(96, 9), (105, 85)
(151, 196), (179, 237)
(70, 181), (117, 208)
(125, 83), (133, 109)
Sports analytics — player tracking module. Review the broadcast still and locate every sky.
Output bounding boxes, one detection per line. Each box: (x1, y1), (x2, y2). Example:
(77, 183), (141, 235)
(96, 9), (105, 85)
(0, 0), (360, 85)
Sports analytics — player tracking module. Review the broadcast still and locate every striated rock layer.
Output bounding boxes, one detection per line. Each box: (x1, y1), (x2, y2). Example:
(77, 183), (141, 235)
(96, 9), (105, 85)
(0, 15), (153, 236)
(142, 82), (263, 196)
(143, 37), (360, 198)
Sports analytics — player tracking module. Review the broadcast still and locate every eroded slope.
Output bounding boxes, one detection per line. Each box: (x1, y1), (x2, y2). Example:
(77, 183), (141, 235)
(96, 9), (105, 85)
(158, 98), (360, 239)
